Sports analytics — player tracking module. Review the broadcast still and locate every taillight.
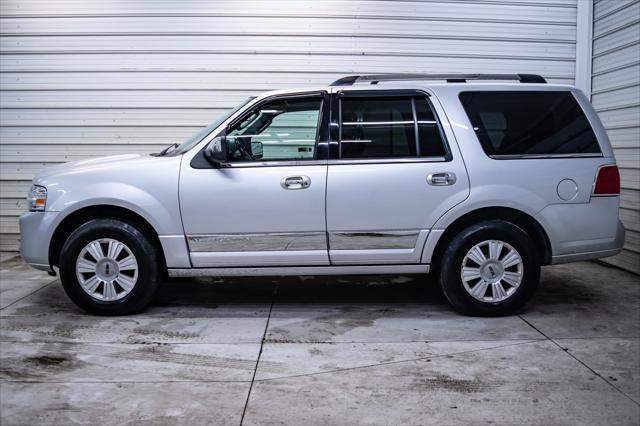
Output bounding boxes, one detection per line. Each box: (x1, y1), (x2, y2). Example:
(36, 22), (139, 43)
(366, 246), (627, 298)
(593, 165), (620, 196)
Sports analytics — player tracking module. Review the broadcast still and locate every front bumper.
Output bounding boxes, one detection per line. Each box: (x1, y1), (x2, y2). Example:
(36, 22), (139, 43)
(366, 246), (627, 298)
(19, 211), (59, 272)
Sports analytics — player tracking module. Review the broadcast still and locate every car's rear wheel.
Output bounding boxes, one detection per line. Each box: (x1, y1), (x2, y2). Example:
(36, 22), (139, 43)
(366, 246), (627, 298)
(59, 218), (160, 315)
(439, 220), (540, 316)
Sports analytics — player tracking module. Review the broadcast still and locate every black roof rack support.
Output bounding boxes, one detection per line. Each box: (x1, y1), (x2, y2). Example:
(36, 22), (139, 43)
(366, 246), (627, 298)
(330, 73), (547, 86)
(517, 74), (547, 83)
(331, 75), (360, 86)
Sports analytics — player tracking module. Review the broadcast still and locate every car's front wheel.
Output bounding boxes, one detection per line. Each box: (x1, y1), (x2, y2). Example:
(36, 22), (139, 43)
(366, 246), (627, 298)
(59, 218), (161, 315)
(438, 220), (540, 316)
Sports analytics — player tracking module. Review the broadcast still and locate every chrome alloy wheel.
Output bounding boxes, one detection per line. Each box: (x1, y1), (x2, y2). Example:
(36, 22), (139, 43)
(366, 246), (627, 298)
(75, 238), (139, 301)
(460, 240), (524, 303)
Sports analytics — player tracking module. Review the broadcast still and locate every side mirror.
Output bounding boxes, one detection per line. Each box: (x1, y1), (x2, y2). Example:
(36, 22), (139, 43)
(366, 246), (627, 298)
(204, 136), (228, 164)
(250, 141), (263, 160)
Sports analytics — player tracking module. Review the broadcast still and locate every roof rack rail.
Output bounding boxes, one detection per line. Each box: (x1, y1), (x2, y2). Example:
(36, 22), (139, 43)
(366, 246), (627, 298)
(330, 73), (547, 86)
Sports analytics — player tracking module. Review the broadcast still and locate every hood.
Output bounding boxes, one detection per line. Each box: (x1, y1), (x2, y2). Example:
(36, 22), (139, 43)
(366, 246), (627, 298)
(33, 154), (180, 186)
(33, 154), (150, 182)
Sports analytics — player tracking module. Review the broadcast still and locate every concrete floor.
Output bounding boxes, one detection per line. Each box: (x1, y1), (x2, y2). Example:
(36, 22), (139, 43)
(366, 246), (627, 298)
(0, 255), (638, 426)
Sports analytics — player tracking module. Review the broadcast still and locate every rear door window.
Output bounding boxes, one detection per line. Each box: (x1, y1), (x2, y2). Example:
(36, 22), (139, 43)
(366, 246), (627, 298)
(339, 96), (447, 159)
(459, 91), (601, 157)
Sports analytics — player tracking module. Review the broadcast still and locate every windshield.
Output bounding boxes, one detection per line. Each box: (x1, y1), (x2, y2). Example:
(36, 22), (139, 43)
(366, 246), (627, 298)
(168, 96), (256, 155)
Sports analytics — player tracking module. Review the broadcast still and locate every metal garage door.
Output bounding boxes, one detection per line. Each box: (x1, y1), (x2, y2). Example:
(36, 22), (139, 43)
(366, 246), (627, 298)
(1, 0), (579, 252)
(591, 0), (640, 274)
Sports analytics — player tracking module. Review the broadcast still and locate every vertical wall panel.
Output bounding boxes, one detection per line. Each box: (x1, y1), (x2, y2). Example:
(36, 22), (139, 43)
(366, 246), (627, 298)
(1, 0), (579, 251)
(592, 0), (640, 274)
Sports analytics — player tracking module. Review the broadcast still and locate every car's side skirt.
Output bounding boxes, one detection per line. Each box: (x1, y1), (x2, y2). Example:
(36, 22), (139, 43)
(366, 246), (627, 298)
(167, 264), (429, 277)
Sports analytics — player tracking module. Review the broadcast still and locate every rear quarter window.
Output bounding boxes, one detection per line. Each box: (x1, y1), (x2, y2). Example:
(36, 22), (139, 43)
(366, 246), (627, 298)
(459, 91), (601, 157)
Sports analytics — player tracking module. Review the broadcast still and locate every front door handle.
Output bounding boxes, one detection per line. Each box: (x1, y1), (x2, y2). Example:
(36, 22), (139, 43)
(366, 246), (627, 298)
(281, 175), (311, 190)
(427, 172), (456, 186)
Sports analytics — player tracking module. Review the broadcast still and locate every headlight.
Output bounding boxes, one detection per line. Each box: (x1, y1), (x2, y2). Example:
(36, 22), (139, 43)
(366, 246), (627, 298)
(27, 185), (47, 212)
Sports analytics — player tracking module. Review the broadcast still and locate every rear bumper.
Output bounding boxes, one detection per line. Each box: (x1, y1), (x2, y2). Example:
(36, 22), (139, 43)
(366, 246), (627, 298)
(19, 211), (59, 272)
(535, 196), (625, 265)
(550, 219), (625, 264)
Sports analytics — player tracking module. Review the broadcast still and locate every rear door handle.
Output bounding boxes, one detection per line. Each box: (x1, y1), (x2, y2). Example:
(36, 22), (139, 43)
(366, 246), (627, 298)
(281, 175), (311, 190)
(427, 172), (456, 186)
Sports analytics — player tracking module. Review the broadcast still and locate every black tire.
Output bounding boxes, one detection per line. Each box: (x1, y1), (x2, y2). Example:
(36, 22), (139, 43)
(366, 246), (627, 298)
(59, 218), (161, 315)
(438, 219), (540, 317)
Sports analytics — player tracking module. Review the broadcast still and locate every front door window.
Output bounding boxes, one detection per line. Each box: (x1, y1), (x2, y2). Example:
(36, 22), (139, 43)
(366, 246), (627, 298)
(227, 97), (323, 162)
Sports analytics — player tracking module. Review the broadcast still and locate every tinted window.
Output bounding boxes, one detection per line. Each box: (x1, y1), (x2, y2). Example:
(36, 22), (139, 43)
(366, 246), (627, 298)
(340, 97), (415, 158)
(340, 96), (446, 159)
(459, 91), (601, 156)
(416, 99), (447, 157)
(227, 97), (321, 161)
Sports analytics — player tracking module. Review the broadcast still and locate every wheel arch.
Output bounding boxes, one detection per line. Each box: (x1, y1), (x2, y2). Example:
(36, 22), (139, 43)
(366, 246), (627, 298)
(426, 206), (552, 270)
(49, 204), (165, 268)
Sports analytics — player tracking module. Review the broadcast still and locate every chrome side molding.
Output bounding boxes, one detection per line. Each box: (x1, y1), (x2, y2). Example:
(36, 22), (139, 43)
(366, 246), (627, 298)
(188, 232), (327, 252)
(188, 230), (422, 252)
(328, 230), (419, 250)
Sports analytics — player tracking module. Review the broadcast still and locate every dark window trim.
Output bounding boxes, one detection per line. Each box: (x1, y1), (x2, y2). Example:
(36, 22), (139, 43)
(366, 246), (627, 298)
(337, 89), (432, 98)
(333, 89), (452, 162)
(458, 90), (603, 160)
(411, 98), (421, 157)
(488, 153), (603, 160)
(327, 157), (448, 166)
(190, 91), (329, 169)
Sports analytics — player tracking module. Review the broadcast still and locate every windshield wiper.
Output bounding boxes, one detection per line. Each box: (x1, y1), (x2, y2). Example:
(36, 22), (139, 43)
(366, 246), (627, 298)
(152, 143), (179, 157)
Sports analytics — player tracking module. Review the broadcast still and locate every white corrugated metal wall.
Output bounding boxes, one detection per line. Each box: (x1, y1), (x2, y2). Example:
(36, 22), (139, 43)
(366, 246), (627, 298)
(592, 0), (640, 274)
(0, 0), (590, 256)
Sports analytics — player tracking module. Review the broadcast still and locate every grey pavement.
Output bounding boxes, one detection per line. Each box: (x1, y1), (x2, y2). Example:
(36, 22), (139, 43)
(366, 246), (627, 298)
(0, 254), (638, 425)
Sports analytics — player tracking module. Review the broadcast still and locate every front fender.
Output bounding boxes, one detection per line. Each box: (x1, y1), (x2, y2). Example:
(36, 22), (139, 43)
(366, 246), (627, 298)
(47, 183), (181, 236)
(35, 154), (184, 236)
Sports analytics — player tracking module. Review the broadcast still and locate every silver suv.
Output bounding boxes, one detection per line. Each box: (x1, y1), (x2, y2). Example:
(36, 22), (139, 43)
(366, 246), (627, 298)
(19, 74), (625, 316)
